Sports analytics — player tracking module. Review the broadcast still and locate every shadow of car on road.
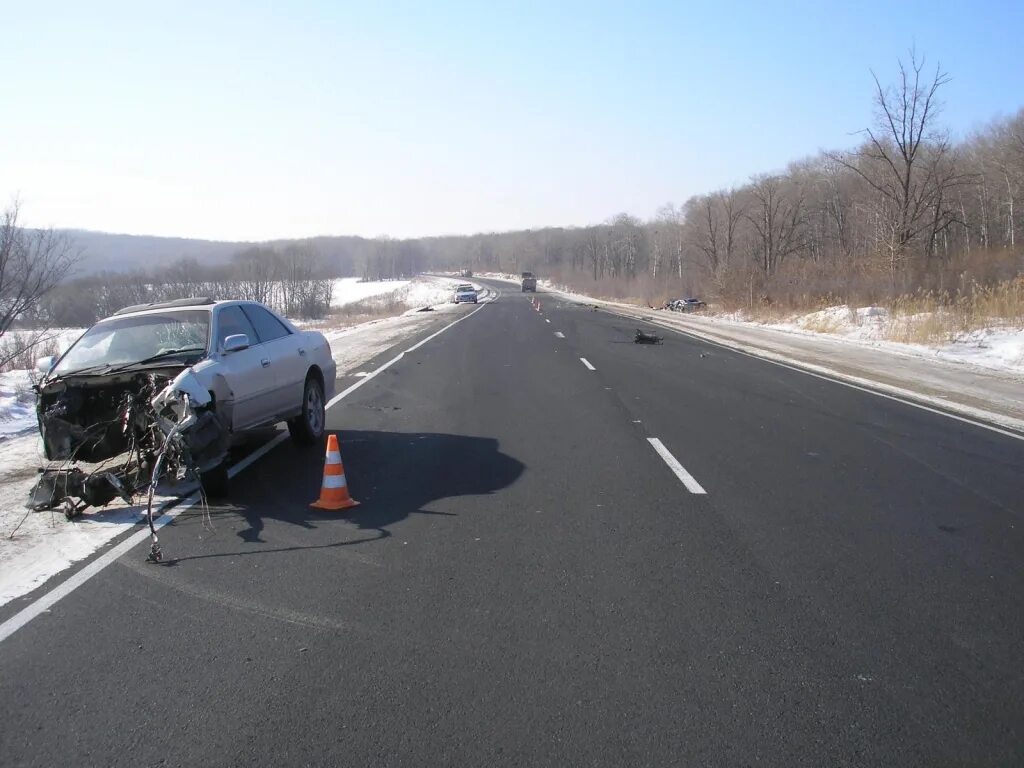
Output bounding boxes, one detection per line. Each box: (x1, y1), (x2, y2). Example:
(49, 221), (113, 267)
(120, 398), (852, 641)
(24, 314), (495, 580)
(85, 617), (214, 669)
(162, 430), (525, 562)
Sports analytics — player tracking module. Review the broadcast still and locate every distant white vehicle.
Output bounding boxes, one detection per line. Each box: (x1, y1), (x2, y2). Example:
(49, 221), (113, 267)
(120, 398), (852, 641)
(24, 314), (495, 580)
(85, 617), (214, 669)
(454, 285), (479, 304)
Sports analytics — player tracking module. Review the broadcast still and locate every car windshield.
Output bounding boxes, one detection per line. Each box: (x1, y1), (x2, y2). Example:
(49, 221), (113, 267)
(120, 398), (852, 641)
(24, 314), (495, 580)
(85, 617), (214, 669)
(53, 310), (211, 376)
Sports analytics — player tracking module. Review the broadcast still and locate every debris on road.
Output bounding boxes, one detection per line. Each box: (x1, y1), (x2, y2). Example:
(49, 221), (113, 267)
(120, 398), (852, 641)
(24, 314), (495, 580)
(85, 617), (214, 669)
(634, 329), (664, 345)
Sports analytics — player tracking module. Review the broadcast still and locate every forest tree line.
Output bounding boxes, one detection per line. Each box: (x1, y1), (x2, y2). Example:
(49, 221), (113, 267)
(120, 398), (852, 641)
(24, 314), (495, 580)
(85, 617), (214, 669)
(415, 54), (1023, 309)
(15, 52), (1024, 334)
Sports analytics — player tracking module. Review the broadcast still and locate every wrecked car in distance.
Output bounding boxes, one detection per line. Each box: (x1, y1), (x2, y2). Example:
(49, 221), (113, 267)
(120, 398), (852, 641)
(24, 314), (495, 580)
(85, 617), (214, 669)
(31, 297), (337, 518)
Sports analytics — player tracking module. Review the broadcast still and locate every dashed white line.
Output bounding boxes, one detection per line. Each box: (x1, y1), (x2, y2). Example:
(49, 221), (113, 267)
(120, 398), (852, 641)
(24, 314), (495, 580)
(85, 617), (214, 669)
(545, 319), (551, 323)
(554, 332), (565, 338)
(580, 357), (596, 370)
(647, 438), (707, 494)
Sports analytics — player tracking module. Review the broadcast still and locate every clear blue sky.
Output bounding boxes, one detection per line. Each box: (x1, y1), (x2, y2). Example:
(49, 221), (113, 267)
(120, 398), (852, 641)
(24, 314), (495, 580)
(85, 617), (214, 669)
(1, 0), (1021, 241)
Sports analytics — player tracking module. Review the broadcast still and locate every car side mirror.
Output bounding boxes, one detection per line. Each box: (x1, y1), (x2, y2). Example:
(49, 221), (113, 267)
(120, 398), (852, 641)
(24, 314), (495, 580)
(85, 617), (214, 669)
(223, 334), (250, 353)
(36, 355), (56, 374)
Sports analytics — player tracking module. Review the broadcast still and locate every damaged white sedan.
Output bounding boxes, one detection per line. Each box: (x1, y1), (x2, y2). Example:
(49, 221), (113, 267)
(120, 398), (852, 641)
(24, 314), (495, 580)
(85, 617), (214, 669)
(30, 298), (336, 559)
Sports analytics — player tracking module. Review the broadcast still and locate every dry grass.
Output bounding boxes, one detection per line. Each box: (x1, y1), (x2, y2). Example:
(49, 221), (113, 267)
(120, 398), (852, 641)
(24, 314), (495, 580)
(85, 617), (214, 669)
(553, 268), (1024, 348)
(800, 312), (849, 334)
(884, 277), (1024, 344)
(322, 290), (413, 328)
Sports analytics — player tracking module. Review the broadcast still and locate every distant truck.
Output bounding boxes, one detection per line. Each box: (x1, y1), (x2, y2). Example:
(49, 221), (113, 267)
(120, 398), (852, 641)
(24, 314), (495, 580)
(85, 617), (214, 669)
(461, 268), (473, 278)
(521, 271), (537, 292)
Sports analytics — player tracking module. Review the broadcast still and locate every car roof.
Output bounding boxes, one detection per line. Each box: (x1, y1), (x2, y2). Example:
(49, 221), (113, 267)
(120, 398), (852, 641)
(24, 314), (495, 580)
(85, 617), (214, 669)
(109, 298), (272, 320)
(112, 297), (216, 315)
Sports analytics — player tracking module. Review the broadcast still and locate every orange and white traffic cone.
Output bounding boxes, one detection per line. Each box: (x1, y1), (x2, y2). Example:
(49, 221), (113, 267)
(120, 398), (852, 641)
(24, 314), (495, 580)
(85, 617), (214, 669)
(311, 434), (360, 510)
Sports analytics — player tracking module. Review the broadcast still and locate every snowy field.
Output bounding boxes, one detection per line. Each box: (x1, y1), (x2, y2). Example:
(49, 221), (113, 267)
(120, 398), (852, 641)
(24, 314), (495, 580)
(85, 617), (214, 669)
(329, 275), (482, 315)
(330, 277), (411, 308)
(0, 275), (492, 608)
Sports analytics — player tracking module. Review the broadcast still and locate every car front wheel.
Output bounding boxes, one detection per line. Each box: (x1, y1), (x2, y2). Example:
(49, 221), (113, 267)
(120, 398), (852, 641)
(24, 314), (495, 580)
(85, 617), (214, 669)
(288, 376), (326, 445)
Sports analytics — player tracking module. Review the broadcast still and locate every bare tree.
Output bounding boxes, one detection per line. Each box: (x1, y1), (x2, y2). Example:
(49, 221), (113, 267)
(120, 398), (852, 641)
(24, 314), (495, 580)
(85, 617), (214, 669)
(745, 175), (805, 276)
(233, 246), (279, 304)
(832, 50), (966, 272)
(0, 201), (78, 368)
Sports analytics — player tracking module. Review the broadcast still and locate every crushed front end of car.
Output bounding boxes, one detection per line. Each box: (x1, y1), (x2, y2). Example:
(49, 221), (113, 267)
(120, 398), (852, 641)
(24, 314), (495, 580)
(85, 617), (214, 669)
(28, 367), (229, 526)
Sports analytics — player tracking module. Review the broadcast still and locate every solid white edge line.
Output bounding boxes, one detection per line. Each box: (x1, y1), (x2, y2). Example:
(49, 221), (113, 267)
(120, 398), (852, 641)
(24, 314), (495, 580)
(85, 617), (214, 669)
(647, 438), (707, 495)
(580, 357), (596, 370)
(0, 297), (493, 645)
(0, 497), (199, 643)
(597, 306), (1024, 444)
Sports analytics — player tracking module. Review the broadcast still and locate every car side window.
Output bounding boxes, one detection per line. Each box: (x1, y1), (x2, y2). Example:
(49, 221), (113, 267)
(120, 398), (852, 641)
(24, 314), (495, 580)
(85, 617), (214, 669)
(241, 305), (291, 344)
(216, 306), (258, 350)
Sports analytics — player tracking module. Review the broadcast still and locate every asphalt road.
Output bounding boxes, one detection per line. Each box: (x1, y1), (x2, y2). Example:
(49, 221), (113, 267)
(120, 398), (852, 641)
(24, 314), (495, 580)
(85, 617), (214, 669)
(2, 281), (1023, 767)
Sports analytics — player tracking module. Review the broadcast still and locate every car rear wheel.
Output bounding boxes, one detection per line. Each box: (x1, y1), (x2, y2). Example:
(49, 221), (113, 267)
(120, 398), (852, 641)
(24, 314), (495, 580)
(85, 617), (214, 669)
(288, 376), (325, 445)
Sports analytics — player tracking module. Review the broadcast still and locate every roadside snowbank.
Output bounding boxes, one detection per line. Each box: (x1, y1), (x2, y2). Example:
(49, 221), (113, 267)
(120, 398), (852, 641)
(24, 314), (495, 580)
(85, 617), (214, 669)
(744, 305), (1024, 374)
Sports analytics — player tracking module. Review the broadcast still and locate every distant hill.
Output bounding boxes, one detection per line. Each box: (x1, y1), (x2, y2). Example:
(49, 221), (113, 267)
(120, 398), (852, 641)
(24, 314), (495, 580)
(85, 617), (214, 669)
(57, 229), (390, 277)
(62, 230), (247, 274)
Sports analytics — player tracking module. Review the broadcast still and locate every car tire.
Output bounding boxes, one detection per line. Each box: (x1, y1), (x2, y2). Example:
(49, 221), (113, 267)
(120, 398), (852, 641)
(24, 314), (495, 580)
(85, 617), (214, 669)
(288, 375), (326, 445)
(200, 461), (230, 499)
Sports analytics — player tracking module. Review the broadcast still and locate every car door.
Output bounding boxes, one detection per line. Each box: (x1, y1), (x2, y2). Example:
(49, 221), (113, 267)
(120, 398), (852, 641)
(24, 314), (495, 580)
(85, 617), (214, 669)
(240, 304), (306, 419)
(213, 305), (277, 430)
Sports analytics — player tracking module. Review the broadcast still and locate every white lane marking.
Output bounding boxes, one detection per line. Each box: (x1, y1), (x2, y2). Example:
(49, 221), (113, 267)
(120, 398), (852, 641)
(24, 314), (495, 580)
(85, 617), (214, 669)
(545, 319), (550, 324)
(647, 438), (707, 495)
(0, 300), (492, 645)
(580, 357), (596, 370)
(326, 301), (488, 409)
(598, 306), (1024, 443)
(554, 332), (565, 338)
(0, 498), (199, 644)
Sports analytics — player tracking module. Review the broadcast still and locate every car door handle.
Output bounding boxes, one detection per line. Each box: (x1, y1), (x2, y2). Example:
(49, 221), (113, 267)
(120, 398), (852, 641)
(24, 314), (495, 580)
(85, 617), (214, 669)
(298, 347), (306, 356)
(261, 358), (271, 368)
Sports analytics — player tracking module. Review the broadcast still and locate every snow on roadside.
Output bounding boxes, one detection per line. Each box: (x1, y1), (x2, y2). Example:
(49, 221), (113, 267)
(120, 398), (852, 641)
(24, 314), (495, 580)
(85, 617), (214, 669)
(0, 433), (152, 608)
(0, 370), (37, 437)
(1, 329), (84, 438)
(324, 276), (488, 374)
(749, 306), (1024, 374)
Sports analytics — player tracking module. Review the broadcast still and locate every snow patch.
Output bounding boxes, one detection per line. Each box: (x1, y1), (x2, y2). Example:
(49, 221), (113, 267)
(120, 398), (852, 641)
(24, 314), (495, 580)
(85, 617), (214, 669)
(330, 277), (411, 308)
(0, 370), (38, 437)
